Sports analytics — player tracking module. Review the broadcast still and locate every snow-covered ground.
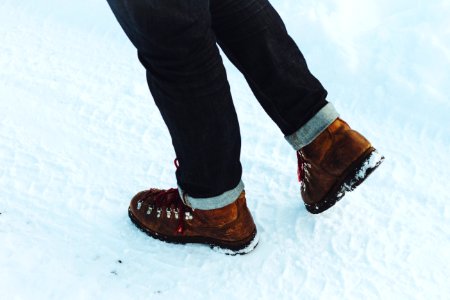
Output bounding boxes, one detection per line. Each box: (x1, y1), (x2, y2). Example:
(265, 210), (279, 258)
(1, 0), (449, 299)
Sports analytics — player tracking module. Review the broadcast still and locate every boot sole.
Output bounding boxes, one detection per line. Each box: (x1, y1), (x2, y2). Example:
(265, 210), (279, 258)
(128, 209), (259, 256)
(305, 147), (384, 214)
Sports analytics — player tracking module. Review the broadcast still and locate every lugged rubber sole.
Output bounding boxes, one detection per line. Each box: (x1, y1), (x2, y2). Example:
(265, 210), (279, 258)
(128, 209), (259, 256)
(305, 147), (384, 214)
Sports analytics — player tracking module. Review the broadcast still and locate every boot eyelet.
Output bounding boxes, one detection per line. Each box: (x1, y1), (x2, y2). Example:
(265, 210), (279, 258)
(146, 206), (153, 215)
(184, 212), (193, 220)
(156, 208), (162, 218)
(137, 200), (143, 210)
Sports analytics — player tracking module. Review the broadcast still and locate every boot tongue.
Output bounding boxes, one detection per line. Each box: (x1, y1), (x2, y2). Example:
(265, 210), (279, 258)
(167, 190), (180, 203)
(297, 151), (305, 183)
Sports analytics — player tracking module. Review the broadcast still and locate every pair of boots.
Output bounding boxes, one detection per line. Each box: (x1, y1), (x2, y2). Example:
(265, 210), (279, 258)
(128, 119), (384, 255)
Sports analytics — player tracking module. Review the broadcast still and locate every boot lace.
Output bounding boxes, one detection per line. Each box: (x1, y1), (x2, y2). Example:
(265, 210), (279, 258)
(297, 151), (305, 183)
(141, 158), (192, 234)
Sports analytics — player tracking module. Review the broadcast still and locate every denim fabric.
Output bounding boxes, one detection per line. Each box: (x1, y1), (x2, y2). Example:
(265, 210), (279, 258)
(178, 180), (245, 210)
(106, 0), (329, 202)
(285, 103), (339, 150)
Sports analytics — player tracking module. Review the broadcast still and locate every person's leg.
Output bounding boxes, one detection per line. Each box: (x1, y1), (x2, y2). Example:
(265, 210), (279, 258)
(106, 0), (258, 254)
(210, 0), (383, 214)
(210, 0), (338, 147)
(107, 0), (243, 207)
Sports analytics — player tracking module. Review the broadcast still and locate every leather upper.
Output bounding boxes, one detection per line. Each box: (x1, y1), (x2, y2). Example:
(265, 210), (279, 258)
(129, 189), (256, 243)
(299, 118), (372, 205)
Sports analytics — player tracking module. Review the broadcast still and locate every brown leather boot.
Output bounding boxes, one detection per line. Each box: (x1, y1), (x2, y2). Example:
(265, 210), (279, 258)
(128, 188), (258, 255)
(297, 118), (384, 214)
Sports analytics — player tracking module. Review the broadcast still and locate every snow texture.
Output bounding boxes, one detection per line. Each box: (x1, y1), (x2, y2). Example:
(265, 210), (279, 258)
(1, 0), (449, 299)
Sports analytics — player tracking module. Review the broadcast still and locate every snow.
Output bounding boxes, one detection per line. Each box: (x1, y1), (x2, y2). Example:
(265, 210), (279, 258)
(353, 151), (384, 186)
(1, 0), (449, 299)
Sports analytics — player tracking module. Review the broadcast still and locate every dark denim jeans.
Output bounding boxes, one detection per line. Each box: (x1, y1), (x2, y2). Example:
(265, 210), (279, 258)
(106, 0), (328, 200)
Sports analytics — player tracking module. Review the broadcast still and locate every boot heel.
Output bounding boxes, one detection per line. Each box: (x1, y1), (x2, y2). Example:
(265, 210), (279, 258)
(210, 230), (259, 256)
(343, 148), (384, 192)
(305, 147), (384, 214)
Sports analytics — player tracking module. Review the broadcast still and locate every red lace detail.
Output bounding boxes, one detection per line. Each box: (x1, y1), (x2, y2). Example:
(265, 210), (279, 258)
(297, 151), (304, 183)
(172, 158), (183, 232)
(143, 188), (190, 234)
(152, 188), (178, 207)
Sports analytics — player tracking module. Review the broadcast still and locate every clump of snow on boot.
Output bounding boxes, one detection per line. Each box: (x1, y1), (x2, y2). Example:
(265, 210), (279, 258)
(344, 150), (385, 192)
